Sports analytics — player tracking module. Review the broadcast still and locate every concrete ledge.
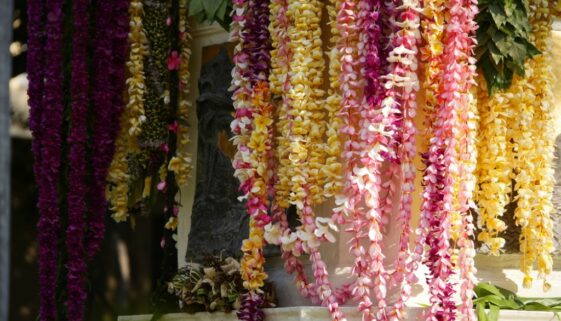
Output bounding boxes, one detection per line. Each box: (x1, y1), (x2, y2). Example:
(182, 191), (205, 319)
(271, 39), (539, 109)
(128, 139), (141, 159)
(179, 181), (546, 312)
(118, 306), (556, 321)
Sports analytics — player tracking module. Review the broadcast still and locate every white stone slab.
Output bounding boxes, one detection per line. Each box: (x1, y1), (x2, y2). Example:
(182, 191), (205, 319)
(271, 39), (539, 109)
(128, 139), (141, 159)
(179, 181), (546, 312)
(118, 307), (556, 321)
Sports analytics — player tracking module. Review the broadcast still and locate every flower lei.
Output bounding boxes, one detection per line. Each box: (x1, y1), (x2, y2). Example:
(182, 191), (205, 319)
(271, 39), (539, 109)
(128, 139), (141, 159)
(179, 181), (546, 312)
(230, 0), (559, 320)
(388, 2), (422, 320)
(527, 0), (556, 289)
(30, 0), (129, 319)
(475, 0), (556, 290)
(418, 0), (479, 319)
(231, 0), (273, 319)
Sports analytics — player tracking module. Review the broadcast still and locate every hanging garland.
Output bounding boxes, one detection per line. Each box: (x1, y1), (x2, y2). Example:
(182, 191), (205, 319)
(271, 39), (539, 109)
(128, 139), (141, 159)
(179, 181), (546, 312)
(33, 0), (64, 319)
(107, 0), (193, 236)
(29, 0), (129, 320)
(231, 0), (273, 319)
(475, 0), (557, 290)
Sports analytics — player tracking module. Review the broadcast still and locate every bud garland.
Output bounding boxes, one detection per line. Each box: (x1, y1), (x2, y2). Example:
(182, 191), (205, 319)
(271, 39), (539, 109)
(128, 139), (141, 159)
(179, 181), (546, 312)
(29, 0), (129, 319)
(35, 1), (65, 319)
(107, 0), (193, 228)
(66, 0), (91, 318)
(174, 0), (194, 187)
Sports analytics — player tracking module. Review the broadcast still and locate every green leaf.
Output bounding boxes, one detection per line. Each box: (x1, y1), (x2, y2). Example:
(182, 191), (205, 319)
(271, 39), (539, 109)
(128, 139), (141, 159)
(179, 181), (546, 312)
(488, 305), (500, 321)
(203, 0), (223, 21)
(492, 32), (509, 55)
(216, 0), (228, 21)
(475, 283), (506, 299)
(489, 42), (504, 65)
(489, 4), (507, 28)
(504, 0), (516, 16)
(477, 303), (488, 321)
(486, 296), (523, 310)
(480, 58), (498, 95)
(523, 39), (541, 57)
(189, 0), (204, 16)
(523, 302), (551, 311)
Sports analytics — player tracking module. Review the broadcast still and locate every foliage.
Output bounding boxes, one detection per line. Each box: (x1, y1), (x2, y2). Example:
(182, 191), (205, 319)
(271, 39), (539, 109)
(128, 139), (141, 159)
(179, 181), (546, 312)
(189, 0), (232, 30)
(167, 255), (276, 313)
(475, 0), (540, 94)
(474, 283), (561, 321)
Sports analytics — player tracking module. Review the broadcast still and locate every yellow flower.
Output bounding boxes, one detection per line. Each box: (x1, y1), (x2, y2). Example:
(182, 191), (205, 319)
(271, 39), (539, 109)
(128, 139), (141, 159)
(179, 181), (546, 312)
(164, 217), (178, 230)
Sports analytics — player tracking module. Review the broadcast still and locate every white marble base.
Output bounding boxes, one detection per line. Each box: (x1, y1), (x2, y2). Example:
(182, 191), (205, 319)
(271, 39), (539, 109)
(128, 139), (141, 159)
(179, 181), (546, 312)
(118, 307), (556, 321)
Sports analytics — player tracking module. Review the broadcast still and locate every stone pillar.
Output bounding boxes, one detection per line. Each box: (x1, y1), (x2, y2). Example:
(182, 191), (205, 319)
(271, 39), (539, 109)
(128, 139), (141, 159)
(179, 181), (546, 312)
(0, 1), (14, 319)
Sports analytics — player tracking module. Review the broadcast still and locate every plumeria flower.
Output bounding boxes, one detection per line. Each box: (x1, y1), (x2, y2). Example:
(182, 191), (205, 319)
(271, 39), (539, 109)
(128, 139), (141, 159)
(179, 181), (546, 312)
(280, 232), (298, 254)
(314, 217), (338, 243)
(297, 228), (320, 249)
(264, 223), (282, 245)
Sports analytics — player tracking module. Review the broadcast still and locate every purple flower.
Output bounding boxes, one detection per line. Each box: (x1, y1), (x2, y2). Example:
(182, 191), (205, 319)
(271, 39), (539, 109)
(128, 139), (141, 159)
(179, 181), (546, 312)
(65, 0), (91, 320)
(34, 0), (65, 319)
(236, 292), (265, 321)
(86, 0), (129, 259)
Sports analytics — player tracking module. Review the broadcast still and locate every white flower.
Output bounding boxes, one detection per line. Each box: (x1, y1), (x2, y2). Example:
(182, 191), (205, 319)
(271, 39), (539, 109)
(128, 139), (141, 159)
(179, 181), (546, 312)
(280, 232), (298, 253)
(314, 217), (338, 243)
(264, 223), (282, 245)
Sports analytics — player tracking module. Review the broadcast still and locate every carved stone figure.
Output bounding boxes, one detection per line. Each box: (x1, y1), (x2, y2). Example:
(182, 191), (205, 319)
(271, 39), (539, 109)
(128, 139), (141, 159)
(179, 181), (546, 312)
(186, 48), (249, 261)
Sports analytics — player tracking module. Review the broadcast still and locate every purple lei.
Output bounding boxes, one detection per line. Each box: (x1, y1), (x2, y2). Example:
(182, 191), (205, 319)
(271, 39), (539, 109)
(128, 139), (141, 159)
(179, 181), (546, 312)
(237, 292), (265, 321)
(65, 0), (91, 319)
(87, 0), (129, 259)
(35, 0), (65, 320)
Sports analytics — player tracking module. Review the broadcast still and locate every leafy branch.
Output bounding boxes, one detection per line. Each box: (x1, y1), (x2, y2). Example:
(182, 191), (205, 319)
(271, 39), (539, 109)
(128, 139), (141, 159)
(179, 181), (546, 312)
(475, 0), (540, 95)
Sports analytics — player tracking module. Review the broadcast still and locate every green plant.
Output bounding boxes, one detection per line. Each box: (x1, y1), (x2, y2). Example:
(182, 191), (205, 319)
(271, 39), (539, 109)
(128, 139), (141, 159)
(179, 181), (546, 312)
(189, 0), (232, 30)
(475, 0), (540, 95)
(474, 283), (561, 321)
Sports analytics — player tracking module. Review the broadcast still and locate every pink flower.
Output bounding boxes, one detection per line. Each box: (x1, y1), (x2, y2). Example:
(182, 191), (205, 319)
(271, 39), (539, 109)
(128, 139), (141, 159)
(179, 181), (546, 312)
(157, 181), (167, 191)
(167, 51), (180, 70)
(168, 121), (179, 133)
